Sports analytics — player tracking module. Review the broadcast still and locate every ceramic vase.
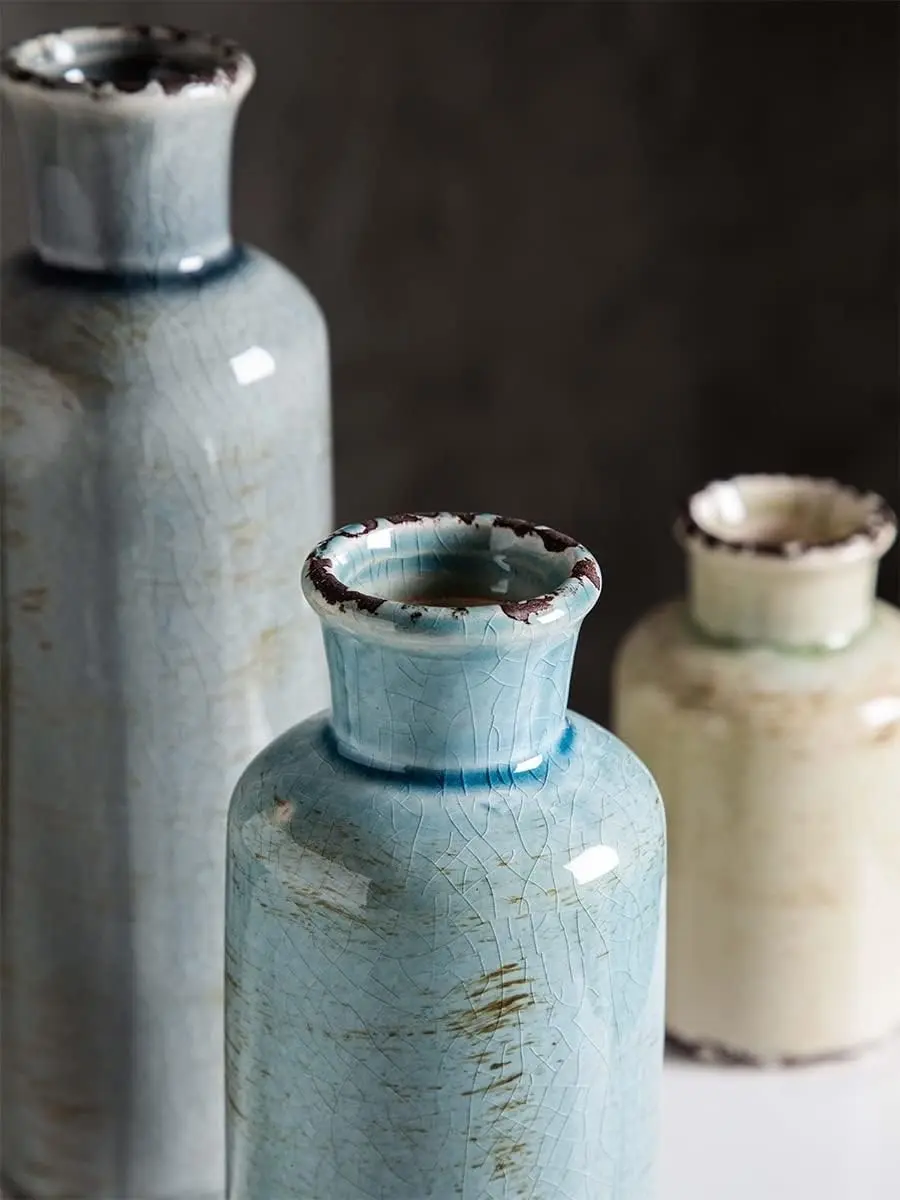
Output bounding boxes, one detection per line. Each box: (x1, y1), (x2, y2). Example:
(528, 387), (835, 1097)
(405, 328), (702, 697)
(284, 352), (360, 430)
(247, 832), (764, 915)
(613, 475), (900, 1064)
(225, 512), (666, 1199)
(0, 26), (331, 1199)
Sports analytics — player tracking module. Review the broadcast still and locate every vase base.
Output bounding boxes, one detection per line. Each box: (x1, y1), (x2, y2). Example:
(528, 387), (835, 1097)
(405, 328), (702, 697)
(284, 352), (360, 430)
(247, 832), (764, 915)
(1, 1178), (222, 1200)
(666, 1026), (892, 1068)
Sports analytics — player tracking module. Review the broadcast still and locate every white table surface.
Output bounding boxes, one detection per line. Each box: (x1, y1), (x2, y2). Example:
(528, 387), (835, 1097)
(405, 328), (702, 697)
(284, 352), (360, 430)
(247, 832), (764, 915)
(661, 1035), (900, 1200)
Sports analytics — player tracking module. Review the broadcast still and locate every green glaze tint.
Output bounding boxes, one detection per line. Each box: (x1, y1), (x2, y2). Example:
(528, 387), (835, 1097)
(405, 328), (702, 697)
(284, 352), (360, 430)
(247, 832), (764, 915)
(226, 513), (665, 1199)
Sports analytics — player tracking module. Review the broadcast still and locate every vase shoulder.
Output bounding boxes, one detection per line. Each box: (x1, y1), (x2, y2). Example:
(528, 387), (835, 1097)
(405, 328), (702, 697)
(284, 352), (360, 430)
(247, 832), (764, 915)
(230, 711), (665, 884)
(615, 598), (900, 743)
(1, 244), (331, 539)
(1, 245), (327, 390)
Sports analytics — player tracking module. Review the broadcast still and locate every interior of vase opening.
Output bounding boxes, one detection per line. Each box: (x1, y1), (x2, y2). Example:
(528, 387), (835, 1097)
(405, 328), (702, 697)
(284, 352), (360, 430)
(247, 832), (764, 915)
(691, 478), (871, 548)
(338, 527), (572, 608)
(14, 29), (227, 90)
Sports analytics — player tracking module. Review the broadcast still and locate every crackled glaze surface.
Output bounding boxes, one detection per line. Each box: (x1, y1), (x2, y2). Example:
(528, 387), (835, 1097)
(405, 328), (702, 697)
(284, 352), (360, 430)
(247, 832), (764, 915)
(226, 514), (666, 1199)
(613, 476), (900, 1064)
(1, 26), (330, 1200)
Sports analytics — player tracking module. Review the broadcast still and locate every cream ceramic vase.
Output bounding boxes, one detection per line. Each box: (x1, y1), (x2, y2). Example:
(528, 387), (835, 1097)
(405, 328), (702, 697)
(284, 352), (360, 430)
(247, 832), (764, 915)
(612, 475), (900, 1064)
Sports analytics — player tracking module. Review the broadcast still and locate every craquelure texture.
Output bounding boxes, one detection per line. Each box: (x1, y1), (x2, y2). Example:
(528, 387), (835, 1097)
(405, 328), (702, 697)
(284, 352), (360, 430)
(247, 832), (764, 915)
(226, 515), (666, 1199)
(1, 28), (331, 1198)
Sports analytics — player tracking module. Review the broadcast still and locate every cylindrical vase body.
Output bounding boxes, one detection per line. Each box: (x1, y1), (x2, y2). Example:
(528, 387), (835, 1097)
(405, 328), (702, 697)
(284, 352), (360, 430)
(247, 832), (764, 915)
(0, 26), (331, 1198)
(613, 475), (900, 1063)
(226, 513), (666, 1199)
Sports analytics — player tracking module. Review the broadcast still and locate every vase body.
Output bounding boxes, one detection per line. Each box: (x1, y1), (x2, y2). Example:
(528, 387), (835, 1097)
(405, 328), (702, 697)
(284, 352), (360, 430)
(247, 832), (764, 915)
(226, 513), (666, 1199)
(613, 475), (900, 1063)
(0, 27), (331, 1199)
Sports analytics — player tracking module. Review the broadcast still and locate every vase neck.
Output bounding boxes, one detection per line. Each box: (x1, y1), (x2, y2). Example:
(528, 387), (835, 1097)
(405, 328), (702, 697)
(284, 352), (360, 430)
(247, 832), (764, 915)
(301, 513), (603, 776)
(686, 553), (881, 650)
(1, 26), (254, 275)
(323, 625), (579, 776)
(680, 475), (896, 650)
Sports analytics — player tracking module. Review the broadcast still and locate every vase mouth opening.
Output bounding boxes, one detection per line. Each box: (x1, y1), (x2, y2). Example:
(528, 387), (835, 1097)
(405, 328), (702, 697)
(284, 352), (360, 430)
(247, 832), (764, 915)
(302, 512), (602, 640)
(677, 474), (897, 567)
(0, 24), (254, 101)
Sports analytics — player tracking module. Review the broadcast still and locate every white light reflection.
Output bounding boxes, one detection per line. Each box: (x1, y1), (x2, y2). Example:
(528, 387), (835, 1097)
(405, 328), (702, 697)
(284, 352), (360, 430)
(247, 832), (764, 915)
(178, 254), (205, 274)
(366, 529), (392, 550)
(563, 843), (619, 885)
(50, 38), (76, 65)
(229, 345), (276, 386)
(534, 607), (564, 624)
(182, 82), (219, 99)
(714, 482), (748, 526)
(513, 754), (543, 774)
(64, 67), (85, 83)
(860, 696), (900, 731)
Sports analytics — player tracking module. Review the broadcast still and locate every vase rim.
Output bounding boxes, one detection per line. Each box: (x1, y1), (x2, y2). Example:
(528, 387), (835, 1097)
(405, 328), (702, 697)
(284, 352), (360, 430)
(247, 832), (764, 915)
(302, 512), (602, 642)
(0, 23), (255, 104)
(676, 474), (897, 568)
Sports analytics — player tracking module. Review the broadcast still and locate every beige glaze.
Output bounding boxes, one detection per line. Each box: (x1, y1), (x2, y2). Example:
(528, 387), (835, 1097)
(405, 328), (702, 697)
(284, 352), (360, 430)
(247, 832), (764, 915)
(612, 476), (900, 1063)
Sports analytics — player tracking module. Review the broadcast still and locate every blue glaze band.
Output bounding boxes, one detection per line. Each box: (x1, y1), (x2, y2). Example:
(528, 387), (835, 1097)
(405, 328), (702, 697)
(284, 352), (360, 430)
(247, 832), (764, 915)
(13, 243), (248, 290)
(319, 720), (577, 791)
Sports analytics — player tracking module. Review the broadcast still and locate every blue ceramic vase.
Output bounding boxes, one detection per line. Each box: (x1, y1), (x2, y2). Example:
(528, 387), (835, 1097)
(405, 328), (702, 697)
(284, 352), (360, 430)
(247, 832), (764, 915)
(226, 513), (666, 1199)
(0, 26), (331, 1199)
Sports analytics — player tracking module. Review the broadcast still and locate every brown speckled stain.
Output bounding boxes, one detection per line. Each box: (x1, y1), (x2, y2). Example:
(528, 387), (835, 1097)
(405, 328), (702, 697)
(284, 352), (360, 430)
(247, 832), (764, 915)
(571, 556), (602, 590)
(309, 513), (596, 623)
(272, 795), (292, 823)
(1, 25), (245, 96)
(341, 517), (379, 537)
(677, 480), (897, 559)
(492, 515), (579, 554)
(385, 511), (442, 526)
(666, 1030), (879, 1069)
(500, 594), (556, 623)
(19, 587), (47, 614)
(449, 963), (535, 1040)
(306, 554), (385, 615)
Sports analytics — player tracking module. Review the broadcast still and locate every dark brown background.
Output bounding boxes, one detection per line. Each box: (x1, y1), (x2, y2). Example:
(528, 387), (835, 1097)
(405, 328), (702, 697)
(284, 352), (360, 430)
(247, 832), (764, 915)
(2, 1), (897, 722)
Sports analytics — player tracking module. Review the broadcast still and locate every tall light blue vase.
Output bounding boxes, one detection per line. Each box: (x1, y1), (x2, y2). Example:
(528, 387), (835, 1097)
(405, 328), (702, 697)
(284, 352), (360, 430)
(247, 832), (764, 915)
(226, 513), (666, 1199)
(0, 26), (331, 1199)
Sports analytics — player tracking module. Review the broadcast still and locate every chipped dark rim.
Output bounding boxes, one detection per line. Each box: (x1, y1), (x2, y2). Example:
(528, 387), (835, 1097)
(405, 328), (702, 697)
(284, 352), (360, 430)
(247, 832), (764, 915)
(675, 474), (897, 565)
(301, 512), (602, 641)
(0, 24), (254, 100)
